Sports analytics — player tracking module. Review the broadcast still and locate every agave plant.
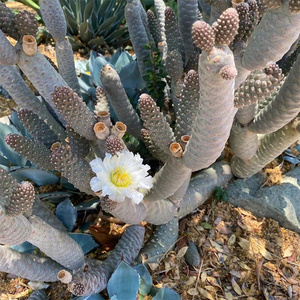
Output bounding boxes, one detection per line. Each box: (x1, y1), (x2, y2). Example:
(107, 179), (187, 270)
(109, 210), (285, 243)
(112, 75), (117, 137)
(13, 0), (130, 53)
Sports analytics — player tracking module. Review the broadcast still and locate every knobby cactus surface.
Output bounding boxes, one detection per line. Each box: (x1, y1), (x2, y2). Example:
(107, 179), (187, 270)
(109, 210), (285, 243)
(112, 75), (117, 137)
(0, 0), (299, 297)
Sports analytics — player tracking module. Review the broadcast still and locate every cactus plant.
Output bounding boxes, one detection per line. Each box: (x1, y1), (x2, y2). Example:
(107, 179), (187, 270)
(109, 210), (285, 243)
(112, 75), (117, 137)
(0, 0), (299, 298)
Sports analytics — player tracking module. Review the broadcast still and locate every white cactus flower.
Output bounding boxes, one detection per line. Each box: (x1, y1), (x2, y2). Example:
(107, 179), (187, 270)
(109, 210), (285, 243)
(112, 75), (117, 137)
(89, 151), (153, 204)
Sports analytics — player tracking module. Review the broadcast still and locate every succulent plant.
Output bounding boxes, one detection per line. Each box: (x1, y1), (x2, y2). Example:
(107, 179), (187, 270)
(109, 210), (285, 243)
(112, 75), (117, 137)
(0, 0), (299, 298)
(13, 0), (130, 53)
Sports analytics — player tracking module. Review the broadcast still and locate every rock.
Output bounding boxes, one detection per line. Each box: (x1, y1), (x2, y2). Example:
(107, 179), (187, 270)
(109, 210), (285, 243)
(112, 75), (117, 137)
(225, 167), (300, 233)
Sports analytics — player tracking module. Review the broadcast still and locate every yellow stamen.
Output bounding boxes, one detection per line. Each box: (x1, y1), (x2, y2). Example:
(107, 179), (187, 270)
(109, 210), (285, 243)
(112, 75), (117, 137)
(111, 167), (132, 187)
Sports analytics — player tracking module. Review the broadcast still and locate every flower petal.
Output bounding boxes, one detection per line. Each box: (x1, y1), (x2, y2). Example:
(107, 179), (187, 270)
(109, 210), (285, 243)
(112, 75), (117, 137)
(90, 177), (102, 192)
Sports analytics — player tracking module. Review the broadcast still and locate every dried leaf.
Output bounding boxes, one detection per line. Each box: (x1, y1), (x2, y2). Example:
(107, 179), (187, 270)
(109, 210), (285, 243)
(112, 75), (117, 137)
(283, 245), (294, 258)
(216, 221), (232, 235)
(238, 237), (250, 250)
(231, 277), (242, 295)
(228, 234), (236, 245)
(224, 291), (234, 300)
(177, 246), (188, 258)
(187, 288), (199, 296)
(237, 220), (248, 230)
(198, 287), (215, 300)
(286, 277), (298, 285)
(230, 270), (241, 278)
(263, 287), (273, 300)
(89, 224), (119, 251)
(148, 262), (159, 270)
(237, 207), (253, 216)
(238, 262), (251, 270)
(259, 246), (273, 260)
(204, 285), (217, 293)
(207, 276), (221, 289)
(185, 276), (196, 286)
(209, 239), (224, 253)
(201, 272), (207, 282)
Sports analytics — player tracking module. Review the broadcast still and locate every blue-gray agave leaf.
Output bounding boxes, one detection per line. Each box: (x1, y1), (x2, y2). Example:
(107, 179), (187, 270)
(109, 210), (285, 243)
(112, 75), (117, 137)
(56, 198), (77, 231)
(68, 233), (98, 254)
(107, 261), (140, 299)
(152, 287), (181, 300)
(11, 168), (59, 186)
(133, 263), (153, 296)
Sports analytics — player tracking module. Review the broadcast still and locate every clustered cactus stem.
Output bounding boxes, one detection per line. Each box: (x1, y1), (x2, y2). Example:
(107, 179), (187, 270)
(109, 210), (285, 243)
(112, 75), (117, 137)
(0, 245), (65, 282)
(57, 225), (145, 296)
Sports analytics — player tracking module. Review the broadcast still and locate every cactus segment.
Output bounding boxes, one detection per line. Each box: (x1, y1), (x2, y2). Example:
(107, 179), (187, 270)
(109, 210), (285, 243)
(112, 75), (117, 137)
(17, 48), (68, 123)
(65, 225), (145, 296)
(139, 93), (175, 155)
(212, 8), (240, 46)
(175, 70), (200, 139)
(183, 46), (237, 171)
(125, 1), (151, 78)
(0, 167), (18, 206)
(0, 2), (19, 40)
(169, 171), (192, 207)
(100, 197), (147, 224)
(185, 241), (201, 267)
(236, 103), (257, 125)
(5, 134), (53, 170)
(14, 10), (39, 38)
(27, 215), (85, 270)
(94, 86), (109, 114)
(249, 55), (300, 134)
(177, 162), (233, 218)
(66, 126), (90, 159)
(192, 20), (215, 52)
(165, 49), (184, 82)
(165, 7), (184, 55)
(232, 118), (300, 178)
(178, 0), (198, 60)
(242, 1), (300, 71)
(50, 146), (94, 195)
(235, 1), (259, 43)
(0, 245), (64, 282)
(52, 87), (96, 141)
(147, 9), (162, 45)
(0, 30), (18, 65)
(5, 181), (35, 217)
(18, 109), (58, 148)
(154, 0), (166, 43)
(289, 0), (300, 13)
(105, 135), (125, 156)
(141, 128), (169, 162)
(100, 65), (143, 139)
(144, 198), (178, 225)
(0, 209), (32, 245)
(234, 64), (284, 108)
(138, 217), (178, 263)
(145, 156), (191, 202)
(56, 39), (81, 96)
(0, 65), (66, 140)
(229, 121), (258, 161)
(39, 0), (67, 42)
(260, 0), (281, 9)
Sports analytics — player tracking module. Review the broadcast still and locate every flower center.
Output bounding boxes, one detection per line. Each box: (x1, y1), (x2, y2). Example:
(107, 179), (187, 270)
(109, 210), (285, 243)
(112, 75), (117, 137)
(111, 167), (132, 187)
